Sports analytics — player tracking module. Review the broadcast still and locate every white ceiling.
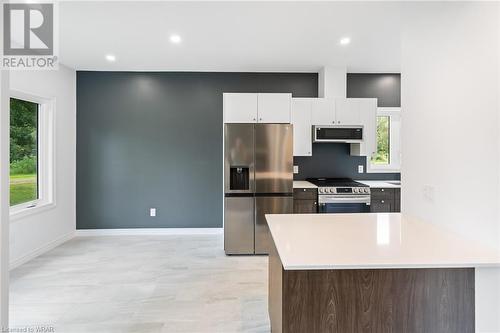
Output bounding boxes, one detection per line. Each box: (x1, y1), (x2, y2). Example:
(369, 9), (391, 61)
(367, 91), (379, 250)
(60, 1), (404, 72)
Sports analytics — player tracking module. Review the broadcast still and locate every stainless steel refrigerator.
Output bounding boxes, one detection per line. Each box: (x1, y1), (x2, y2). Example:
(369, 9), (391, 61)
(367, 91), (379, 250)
(224, 123), (293, 255)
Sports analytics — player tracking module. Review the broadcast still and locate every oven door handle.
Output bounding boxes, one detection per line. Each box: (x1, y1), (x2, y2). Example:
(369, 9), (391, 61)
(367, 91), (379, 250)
(319, 196), (371, 204)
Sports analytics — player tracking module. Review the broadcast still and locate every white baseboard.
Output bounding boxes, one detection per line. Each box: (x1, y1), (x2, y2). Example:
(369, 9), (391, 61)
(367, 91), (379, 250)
(75, 228), (223, 236)
(9, 231), (75, 270)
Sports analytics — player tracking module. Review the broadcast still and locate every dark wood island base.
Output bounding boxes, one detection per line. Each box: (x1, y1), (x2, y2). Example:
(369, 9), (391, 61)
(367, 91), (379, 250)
(269, 245), (475, 333)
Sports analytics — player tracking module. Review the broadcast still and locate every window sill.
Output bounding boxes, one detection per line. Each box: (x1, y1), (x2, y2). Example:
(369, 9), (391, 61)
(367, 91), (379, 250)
(367, 167), (401, 174)
(10, 202), (56, 222)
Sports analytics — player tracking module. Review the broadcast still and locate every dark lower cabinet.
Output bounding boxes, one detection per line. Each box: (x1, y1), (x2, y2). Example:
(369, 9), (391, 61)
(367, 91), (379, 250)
(394, 188), (401, 212)
(293, 199), (317, 213)
(293, 188), (318, 213)
(293, 187), (399, 214)
(371, 199), (393, 213)
(371, 188), (401, 213)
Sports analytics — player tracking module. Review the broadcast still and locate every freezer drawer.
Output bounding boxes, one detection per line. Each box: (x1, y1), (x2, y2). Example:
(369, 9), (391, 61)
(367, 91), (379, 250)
(255, 196), (293, 254)
(224, 197), (255, 254)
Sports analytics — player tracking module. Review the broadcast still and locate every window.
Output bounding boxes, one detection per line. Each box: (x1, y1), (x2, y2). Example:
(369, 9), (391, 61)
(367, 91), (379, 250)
(9, 92), (54, 216)
(10, 98), (39, 206)
(368, 107), (401, 172)
(373, 115), (390, 164)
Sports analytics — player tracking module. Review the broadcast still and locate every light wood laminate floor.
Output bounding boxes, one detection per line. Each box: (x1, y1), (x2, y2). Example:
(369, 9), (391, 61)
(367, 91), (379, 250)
(9, 235), (270, 333)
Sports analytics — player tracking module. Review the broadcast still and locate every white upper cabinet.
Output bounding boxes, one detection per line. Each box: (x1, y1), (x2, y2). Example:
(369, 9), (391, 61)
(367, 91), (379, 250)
(349, 98), (377, 157)
(223, 93), (258, 123)
(223, 93), (291, 123)
(335, 98), (362, 125)
(291, 98), (312, 156)
(257, 93), (291, 123)
(311, 98), (335, 125)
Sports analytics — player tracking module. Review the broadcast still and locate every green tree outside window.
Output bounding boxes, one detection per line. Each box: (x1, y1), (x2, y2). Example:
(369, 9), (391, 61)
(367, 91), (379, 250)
(10, 98), (38, 206)
(372, 116), (390, 165)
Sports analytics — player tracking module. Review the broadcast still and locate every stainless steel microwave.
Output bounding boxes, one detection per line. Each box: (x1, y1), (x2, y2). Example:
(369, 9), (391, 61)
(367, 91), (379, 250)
(313, 125), (363, 143)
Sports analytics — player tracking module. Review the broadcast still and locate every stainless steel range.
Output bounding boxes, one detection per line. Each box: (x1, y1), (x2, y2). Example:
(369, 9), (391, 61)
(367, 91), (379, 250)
(307, 178), (371, 213)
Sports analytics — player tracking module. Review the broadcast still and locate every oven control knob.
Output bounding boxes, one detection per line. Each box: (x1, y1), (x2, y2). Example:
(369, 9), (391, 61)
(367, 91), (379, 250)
(353, 188), (359, 193)
(319, 188), (324, 194)
(329, 188), (335, 193)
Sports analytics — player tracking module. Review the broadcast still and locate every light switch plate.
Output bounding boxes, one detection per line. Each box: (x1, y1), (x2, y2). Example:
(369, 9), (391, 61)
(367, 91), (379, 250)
(293, 165), (299, 174)
(358, 165), (364, 173)
(150, 208), (157, 217)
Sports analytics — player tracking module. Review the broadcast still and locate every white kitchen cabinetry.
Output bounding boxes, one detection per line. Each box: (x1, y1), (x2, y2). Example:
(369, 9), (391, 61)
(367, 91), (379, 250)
(291, 97), (377, 157)
(257, 93), (291, 123)
(223, 93), (258, 123)
(291, 99), (312, 156)
(311, 98), (335, 125)
(335, 98), (362, 125)
(349, 98), (377, 157)
(223, 93), (291, 123)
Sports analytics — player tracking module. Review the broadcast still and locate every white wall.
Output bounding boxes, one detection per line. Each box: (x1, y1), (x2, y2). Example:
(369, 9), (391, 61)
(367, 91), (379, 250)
(401, 2), (500, 332)
(0, 70), (11, 329)
(318, 66), (346, 98)
(0, 3), (11, 326)
(9, 66), (76, 268)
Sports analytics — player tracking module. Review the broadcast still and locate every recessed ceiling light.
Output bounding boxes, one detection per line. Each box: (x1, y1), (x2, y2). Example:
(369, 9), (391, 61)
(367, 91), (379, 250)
(340, 37), (351, 46)
(170, 34), (182, 44)
(105, 54), (116, 62)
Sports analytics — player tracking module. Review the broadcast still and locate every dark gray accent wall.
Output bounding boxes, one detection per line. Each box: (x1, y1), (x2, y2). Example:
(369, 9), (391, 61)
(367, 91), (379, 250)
(293, 144), (400, 181)
(347, 73), (401, 107)
(77, 72), (318, 229)
(293, 73), (401, 181)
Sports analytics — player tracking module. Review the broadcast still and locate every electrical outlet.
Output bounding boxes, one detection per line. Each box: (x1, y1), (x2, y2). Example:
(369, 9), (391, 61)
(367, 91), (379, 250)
(150, 208), (157, 217)
(423, 185), (435, 203)
(358, 165), (364, 173)
(293, 165), (299, 174)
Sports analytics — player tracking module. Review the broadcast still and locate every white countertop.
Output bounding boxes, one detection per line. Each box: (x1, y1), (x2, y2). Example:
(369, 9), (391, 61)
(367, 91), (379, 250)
(293, 180), (317, 189)
(266, 213), (500, 270)
(356, 180), (401, 188)
(293, 180), (399, 189)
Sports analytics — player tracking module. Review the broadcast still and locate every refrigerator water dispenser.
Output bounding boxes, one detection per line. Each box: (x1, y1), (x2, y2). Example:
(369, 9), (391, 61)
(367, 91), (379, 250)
(229, 167), (249, 190)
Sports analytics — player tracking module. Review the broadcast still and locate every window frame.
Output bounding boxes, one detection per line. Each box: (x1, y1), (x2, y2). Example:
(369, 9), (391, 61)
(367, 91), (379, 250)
(9, 91), (56, 220)
(367, 107), (401, 173)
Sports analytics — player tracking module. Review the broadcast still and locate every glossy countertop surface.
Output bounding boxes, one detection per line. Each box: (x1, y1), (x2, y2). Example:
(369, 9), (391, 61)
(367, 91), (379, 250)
(266, 213), (500, 270)
(293, 180), (399, 189)
(357, 180), (401, 188)
(293, 180), (317, 189)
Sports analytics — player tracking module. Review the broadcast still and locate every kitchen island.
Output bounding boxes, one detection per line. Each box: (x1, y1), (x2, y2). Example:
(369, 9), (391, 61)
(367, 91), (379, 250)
(266, 213), (500, 333)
